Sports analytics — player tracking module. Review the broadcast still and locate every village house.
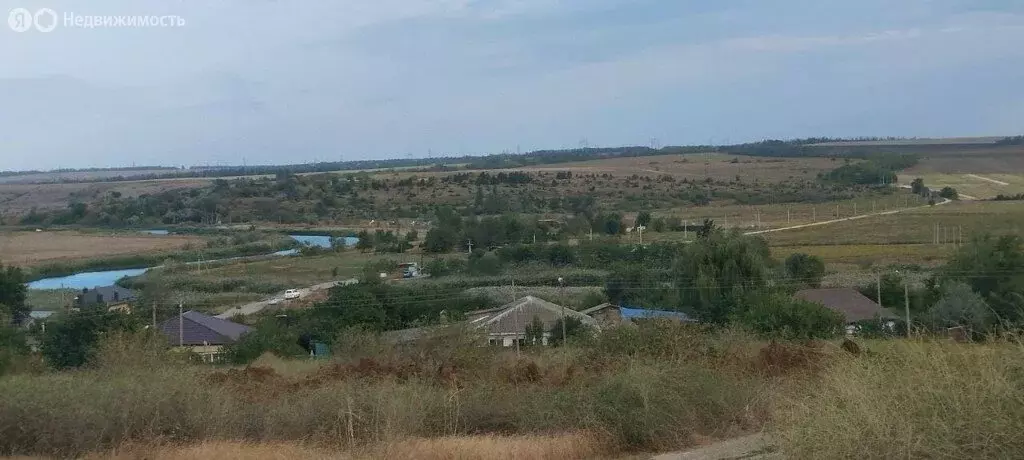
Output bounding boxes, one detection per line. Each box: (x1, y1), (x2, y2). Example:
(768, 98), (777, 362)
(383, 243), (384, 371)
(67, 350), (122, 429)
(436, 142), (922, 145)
(386, 296), (598, 347)
(157, 310), (253, 362)
(794, 287), (899, 334)
(73, 285), (136, 313)
(468, 296), (598, 347)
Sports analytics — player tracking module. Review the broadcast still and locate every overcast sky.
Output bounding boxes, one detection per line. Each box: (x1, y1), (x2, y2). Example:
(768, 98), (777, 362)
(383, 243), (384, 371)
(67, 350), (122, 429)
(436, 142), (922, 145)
(2, 0), (1023, 171)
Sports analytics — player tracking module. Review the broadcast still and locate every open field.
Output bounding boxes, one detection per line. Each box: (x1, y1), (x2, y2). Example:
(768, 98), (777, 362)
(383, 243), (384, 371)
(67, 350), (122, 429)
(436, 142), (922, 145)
(0, 168), (179, 185)
(649, 190), (922, 232)
(761, 200), (1024, 246)
(901, 172), (1024, 199)
(901, 145), (1024, 175)
(0, 179), (211, 215)
(770, 244), (950, 268)
(0, 231), (203, 267)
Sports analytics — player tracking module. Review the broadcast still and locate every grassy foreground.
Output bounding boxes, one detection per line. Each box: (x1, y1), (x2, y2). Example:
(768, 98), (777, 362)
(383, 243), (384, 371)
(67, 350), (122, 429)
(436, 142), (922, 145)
(773, 339), (1024, 459)
(3, 327), (1024, 458)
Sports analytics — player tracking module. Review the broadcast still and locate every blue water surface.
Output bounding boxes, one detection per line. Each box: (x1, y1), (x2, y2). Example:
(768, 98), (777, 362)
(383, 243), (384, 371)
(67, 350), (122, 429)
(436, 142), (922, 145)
(289, 235), (359, 248)
(28, 268), (151, 290)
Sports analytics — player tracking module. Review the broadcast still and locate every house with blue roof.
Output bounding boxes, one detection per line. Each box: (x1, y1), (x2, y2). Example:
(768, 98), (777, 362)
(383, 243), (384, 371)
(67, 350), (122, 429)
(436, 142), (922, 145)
(581, 303), (696, 327)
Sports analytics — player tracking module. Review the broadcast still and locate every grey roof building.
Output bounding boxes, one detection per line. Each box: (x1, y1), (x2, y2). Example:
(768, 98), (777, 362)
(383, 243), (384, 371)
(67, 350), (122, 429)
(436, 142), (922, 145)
(794, 288), (899, 323)
(468, 296), (598, 346)
(74, 285), (136, 308)
(157, 310), (253, 346)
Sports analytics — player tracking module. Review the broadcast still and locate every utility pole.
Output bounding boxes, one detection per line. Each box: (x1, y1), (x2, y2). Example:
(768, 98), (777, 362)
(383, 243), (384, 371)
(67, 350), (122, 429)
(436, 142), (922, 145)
(467, 240), (473, 254)
(836, 204), (840, 218)
(787, 208), (791, 225)
(904, 282), (911, 338)
(558, 277), (567, 346)
(178, 302), (184, 347)
(152, 303), (157, 328)
(876, 274), (883, 310)
(812, 207), (816, 222)
(854, 202), (857, 215)
(638, 225), (643, 244)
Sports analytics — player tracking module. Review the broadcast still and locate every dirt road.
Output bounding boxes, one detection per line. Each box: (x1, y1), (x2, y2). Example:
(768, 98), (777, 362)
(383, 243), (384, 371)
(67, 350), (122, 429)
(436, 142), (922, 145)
(215, 280), (345, 319)
(650, 433), (779, 460)
(744, 197), (951, 236)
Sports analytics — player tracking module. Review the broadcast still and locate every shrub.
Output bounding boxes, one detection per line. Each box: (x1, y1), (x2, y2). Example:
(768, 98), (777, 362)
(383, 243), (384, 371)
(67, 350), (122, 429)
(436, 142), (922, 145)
(784, 253), (826, 288)
(737, 293), (843, 340)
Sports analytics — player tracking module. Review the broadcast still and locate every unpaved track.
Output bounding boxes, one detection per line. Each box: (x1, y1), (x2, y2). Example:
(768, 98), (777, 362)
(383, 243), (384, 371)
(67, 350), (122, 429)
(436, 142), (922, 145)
(650, 433), (779, 460)
(966, 174), (1009, 186)
(744, 198), (951, 236)
(215, 280), (342, 319)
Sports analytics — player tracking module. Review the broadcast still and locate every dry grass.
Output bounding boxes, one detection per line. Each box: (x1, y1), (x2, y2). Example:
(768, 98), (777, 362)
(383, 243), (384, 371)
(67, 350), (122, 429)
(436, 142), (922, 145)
(0, 231), (203, 266)
(0, 325), (771, 457)
(66, 433), (606, 460)
(773, 339), (1024, 459)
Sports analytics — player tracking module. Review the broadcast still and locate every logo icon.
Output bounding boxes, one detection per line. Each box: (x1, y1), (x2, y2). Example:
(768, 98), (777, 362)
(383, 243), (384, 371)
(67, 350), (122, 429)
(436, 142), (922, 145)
(33, 8), (57, 32)
(8, 8), (32, 32)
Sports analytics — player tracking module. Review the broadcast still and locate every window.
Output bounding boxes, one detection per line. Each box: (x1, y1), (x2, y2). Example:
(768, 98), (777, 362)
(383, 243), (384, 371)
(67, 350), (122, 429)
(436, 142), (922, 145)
(488, 339), (499, 346)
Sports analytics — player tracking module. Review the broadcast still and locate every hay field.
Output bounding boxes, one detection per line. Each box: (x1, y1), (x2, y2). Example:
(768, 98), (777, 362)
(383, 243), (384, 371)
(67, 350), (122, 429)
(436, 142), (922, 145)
(0, 231), (203, 266)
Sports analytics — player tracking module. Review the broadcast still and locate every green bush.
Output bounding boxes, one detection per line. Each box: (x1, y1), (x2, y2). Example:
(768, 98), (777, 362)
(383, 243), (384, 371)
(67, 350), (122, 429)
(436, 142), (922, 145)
(737, 293), (843, 340)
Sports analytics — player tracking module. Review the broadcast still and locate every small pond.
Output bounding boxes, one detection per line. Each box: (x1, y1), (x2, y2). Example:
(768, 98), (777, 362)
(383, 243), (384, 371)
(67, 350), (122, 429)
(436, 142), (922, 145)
(288, 235), (359, 248)
(28, 268), (151, 290)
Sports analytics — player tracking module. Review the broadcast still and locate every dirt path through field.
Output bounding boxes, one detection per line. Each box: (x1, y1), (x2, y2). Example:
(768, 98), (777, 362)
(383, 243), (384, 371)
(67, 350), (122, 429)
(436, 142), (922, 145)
(966, 174), (1009, 186)
(649, 433), (779, 460)
(744, 198), (951, 236)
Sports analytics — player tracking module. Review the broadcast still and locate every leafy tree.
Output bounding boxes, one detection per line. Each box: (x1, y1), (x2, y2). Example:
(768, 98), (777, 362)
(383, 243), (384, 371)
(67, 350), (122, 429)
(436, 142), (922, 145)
(423, 227), (458, 253)
(943, 234), (1024, 324)
(524, 315), (545, 346)
(225, 318), (307, 364)
(650, 217), (667, 232)
(911, 178), (926, 195)
(663, 216), (682, 232)
(0, 264), (28, 321)
(405, 230), (419, 242)
(922, 282), (992, 332)
(355, 230), (375, 252)
(596, 212), (624, 235)
(545, 243), (576, 266)
(635, 211), (652, 228)
(0, 326), (28, 376)
(40, 311), (141, 369)
(737, 293), (843, 340)
(784, 253), (826, 288)
(939, 187), (958, 200)
(467, 251), (503, 276)
(695, 218), (717, 239)
(547, 316), (588, 347)
(673, 231), (775, 323)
